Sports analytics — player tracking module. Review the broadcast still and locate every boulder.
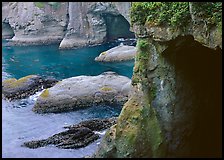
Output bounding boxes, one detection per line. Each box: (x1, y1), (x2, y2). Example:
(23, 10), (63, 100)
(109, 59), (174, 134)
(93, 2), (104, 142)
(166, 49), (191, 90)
(95, 44), (137, 62)
(33, 72), (131, 113)
(2, 75), (58, 100)
(22, 117), (117, 149)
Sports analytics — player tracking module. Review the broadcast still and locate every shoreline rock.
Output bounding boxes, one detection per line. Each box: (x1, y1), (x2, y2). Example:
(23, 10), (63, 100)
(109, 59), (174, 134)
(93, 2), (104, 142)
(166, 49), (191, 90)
(95, 44), (137, 62)
(22, 117), (117, 149)
(5, 37), (62, 46)
(2, 75), (58, 100)
(33, 72), (131, 113)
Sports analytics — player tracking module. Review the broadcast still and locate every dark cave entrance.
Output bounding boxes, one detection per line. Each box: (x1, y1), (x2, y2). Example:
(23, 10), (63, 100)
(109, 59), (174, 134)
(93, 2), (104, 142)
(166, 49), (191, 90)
(102, 14), (135, 41)
(163, 35), (222, 157)
(2, 22), (15, 39)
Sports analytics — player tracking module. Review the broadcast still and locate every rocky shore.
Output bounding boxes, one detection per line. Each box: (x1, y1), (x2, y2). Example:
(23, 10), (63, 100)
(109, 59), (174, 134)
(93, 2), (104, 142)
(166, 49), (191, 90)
(2, 75), (58, 100)
(22, 117), (117, 149)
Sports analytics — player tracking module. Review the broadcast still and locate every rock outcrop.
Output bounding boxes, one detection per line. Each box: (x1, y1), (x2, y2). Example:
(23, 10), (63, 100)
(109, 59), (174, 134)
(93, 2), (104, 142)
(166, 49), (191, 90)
(95, 44), (137, 62)
(2, 2), (134, 48)
(2, 2), (68, 45)
(2, 2), (14, 39)
(33, 72), (131, 113)
(59, 2), (134, 49)
(94, 2), (222, 158)
(2, 75), (58, 100)
(23, 117), (117, 149)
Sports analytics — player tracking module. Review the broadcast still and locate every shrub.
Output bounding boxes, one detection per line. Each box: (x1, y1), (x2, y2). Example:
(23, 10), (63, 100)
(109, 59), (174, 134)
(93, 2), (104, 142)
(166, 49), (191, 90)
(130, 2), (190, 27)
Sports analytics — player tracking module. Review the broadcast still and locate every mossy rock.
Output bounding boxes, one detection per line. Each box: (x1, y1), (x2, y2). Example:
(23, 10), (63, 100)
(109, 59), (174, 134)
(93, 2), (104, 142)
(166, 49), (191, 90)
(34, 2), (45, 9)
(2, 75), (57, 100)
(101, 51), (107, 55)
(2, 78), (17, 86)
(40, 89), (49, 98)
(3, 75), (36, 88)
(100, 86), (113, 92)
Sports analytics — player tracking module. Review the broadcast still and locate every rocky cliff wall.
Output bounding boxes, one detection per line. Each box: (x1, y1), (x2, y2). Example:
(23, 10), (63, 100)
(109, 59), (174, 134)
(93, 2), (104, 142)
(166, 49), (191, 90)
(2, 2), (133, 48)
(59, 2), (134, 49)
(94, 2), (222, 158)
(2, 2), (68, 45)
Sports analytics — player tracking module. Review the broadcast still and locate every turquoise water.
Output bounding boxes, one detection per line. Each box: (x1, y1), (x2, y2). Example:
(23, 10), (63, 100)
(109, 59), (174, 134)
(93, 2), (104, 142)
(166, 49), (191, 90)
(2, 40), (134, 158)
(2, 40), (134, 80)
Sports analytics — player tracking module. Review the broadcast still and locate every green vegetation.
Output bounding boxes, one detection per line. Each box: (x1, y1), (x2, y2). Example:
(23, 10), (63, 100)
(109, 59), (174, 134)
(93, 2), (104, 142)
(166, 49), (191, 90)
(34, 2), (45, 9)
(101, 51), (107, 55)
(149, 84), (157, 101)
(34, 2), (61, 10)
(48, 2), (61, 10)
(192, 2), (222, 26)
(100, 86), (113, 92)
(132, 38), (149, 86)
(40, 89), (49, 98)
(130, 2), (222, 28)
(130, 2), (190, 27)
(3, 75), (34, 88)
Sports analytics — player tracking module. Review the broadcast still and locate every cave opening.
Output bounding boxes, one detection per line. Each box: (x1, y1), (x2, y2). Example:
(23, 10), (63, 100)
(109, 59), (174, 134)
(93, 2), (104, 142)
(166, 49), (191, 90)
(163, 35), (222, 157)
(102, 14), (135, 42)
(2, 22), (15, 39)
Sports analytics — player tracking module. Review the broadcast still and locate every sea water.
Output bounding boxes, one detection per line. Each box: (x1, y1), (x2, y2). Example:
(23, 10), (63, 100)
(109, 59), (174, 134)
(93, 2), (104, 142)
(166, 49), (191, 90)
(2, 40), (134, 158)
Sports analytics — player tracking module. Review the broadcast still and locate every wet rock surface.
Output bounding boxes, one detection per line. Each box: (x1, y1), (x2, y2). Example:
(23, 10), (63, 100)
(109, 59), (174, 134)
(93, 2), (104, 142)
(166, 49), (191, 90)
(23, 117), (117, 149)
(2, 75), (58, 100)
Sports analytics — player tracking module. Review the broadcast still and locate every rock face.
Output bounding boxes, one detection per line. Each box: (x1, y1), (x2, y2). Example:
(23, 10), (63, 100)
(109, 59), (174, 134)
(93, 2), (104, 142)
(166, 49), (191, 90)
(22, 117), (117, 149)
(33, 72), (131, 113)
(59, 2), (134, 49)
(95, 44), (137, 62)
(2, 2), (134, 48)
(2, 2), (68, 45)
(2, 2), (14, 39)
(2, 75), (58, 100)
(94, 2), (222, 158)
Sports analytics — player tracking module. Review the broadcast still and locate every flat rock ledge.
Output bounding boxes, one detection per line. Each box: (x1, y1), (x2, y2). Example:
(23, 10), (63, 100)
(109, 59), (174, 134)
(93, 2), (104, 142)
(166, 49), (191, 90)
(95, 44), (137, 62)
(2, 75), (58, 100)
(22, 117), (117, 149)
(33, 72), (131, 113)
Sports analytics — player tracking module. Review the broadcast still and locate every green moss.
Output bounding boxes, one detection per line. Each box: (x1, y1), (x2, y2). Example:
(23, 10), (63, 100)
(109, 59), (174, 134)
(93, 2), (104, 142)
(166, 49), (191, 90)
(192, 2), (222, 26)
(34, 2), (45, 9)
(48, 2), (61, 10)
(115, 95), (143, 157)
(34, 2), (61, 10)
(140, 103), (166, 157)
(100, 86), (113, 92)
(3, 78), (17, 85)
(101, 51), (107, 56)
(130, 2), (190, 27)
(131, 75), (139, 86)
(149, 84), (157, 102)
(113, 92), (166, 157)
(130, 2), (222, 28)
(3, 75), (35, 88)
(40, 89), (49, 98)
(134, 38), (150, 85)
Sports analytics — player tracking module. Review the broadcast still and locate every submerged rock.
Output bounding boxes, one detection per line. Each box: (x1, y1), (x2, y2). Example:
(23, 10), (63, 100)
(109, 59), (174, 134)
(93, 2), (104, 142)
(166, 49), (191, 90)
(22, 117), (117, 149)
(95, 44), (137, 62)
(33, 72), (131, 113)
(2, 75), (58, 100)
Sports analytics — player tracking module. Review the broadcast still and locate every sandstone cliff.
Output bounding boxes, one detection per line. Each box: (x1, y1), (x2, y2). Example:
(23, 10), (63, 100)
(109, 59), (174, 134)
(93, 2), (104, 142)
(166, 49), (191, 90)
(2, 2), (134, 48)
(94, 2), (222, 158)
